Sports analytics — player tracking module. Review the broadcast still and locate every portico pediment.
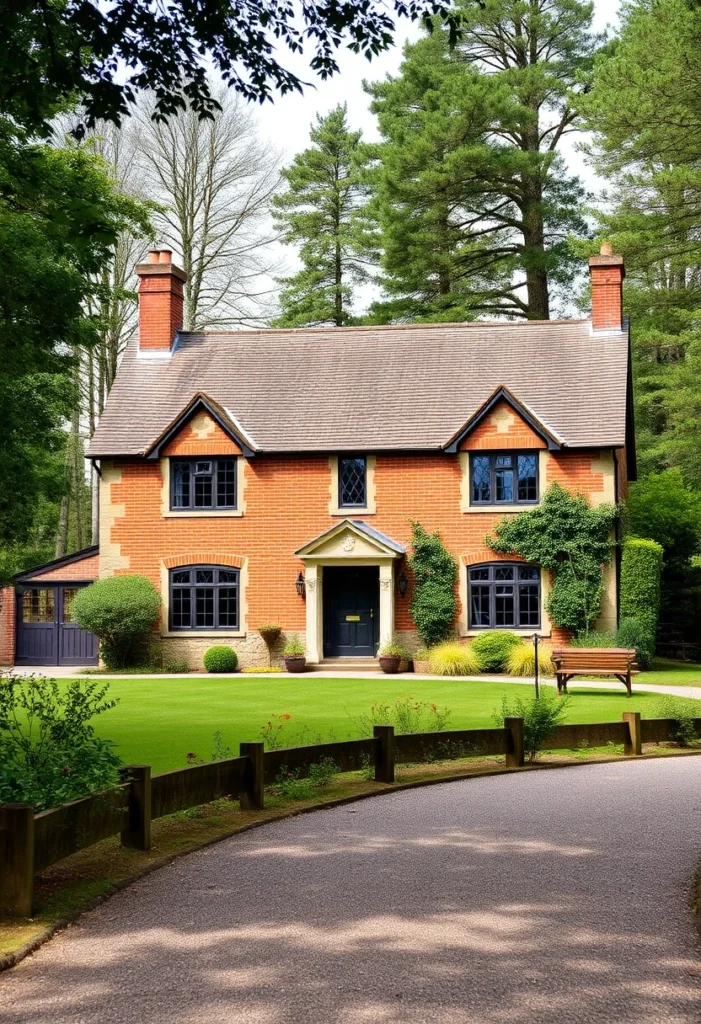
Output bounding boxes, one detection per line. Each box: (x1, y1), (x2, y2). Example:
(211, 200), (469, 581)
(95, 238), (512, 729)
(295, 520), (405, 561)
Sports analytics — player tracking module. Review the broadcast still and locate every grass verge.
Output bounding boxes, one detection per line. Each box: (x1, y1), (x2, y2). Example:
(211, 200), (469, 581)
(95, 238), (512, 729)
(2, 742), (699, 970)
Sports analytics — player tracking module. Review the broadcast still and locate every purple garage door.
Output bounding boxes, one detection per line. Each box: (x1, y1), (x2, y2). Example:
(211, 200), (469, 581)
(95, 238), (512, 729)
(15, 585), (99, 666)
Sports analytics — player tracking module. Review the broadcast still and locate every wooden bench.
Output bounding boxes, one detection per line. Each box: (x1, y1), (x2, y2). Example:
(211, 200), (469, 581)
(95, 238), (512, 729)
(550, 648), (639, 697)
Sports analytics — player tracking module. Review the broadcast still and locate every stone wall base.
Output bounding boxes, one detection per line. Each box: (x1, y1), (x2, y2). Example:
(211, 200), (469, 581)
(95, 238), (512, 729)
(156, 632), (300, 672)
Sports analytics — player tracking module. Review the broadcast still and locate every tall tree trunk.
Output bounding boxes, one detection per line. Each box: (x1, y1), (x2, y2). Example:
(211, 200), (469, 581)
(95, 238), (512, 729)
(55, 496), (69, 557)
(520, 161), (550, 319)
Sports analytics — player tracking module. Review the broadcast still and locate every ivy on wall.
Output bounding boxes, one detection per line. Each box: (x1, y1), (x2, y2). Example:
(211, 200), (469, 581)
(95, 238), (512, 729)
(408, 521), (458, 648)
(487, 483), (618, 633)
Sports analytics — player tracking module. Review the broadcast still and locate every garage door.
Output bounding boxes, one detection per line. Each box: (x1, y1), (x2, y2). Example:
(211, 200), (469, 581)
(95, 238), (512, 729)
(15, 585), (99, 666)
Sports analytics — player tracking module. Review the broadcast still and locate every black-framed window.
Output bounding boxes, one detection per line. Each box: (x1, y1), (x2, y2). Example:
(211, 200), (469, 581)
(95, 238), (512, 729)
(339, 456), (367, 508)
(468, 563), (541, 629)
(169, 566), (240, 631)
(170, 458), (237, 511)
(470, 452), (539, 506)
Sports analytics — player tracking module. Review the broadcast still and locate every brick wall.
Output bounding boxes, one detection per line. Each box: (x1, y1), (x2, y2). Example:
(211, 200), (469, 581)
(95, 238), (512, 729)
(0, 586), (15, 666)
(27, 553), (100, 582)
(101, 402), (621, 664)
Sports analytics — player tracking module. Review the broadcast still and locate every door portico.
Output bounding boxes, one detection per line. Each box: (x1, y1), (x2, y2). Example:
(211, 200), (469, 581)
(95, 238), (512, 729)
(294, 520), (405, 663)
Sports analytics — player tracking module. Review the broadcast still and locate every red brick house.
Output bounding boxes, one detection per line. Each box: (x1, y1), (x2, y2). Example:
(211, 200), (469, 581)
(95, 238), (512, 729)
(0, 246), (634, 669)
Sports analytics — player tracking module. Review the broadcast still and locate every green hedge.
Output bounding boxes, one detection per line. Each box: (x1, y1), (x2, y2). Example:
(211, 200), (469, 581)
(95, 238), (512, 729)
(619, 538), (663, 656)
(470, 631), (521, 672)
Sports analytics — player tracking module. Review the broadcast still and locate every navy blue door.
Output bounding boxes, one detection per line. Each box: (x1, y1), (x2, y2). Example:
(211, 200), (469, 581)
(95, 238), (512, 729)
(15, 585), (98, 666)
(323, 567), (379, 657)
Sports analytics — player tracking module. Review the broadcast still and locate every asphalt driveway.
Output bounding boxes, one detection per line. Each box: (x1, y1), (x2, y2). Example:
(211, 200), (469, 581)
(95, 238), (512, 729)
(1, 757), (700, 1023)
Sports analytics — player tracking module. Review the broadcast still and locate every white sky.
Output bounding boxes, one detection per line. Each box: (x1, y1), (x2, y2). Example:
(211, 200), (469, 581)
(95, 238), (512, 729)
(248, 0), (622, 315)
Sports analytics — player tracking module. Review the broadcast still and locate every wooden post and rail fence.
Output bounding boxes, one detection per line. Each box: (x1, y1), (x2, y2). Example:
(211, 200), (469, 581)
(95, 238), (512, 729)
(0, 712), (696, 918)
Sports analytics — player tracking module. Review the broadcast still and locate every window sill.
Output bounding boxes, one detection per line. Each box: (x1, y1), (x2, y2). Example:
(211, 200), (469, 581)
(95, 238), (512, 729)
(461, 628), (550, 638)
(163, 509), (244, 518)
(464, 504), (539, 514)
(162, 630), (246, 639)
(330, 508), (375, 517)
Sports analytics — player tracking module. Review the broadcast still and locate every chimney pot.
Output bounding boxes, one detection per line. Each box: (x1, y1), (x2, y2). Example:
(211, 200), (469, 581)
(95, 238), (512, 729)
(600, 241), (613, 256)
(148, 250), (160, 263)
(158, 250), (172, 264)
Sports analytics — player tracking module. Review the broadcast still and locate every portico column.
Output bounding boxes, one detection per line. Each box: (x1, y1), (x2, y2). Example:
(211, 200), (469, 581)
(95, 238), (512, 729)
(304, 563), (321, 663)
(379, 562), (395, 649)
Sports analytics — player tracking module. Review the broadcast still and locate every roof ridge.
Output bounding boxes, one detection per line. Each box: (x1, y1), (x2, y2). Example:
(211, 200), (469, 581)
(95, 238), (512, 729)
(178, 319), (592, 338)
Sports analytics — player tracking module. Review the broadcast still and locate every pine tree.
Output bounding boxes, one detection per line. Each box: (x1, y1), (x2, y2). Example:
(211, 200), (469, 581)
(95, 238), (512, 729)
(366, 0), (596, 321)
(273, 105), (372, 327)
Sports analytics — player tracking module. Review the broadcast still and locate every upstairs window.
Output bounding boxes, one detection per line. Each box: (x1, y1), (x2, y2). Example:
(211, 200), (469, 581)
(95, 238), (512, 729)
(339, 456), (367, 508)
(468, 563), (541, 629)
(470, 452), (539, 506)
(169, 566), (240, 631)
(171, 458), (237, 511)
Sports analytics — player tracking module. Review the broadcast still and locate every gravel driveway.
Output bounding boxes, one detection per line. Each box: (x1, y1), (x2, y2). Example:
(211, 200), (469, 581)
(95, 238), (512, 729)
(1, 758), (700, 1024)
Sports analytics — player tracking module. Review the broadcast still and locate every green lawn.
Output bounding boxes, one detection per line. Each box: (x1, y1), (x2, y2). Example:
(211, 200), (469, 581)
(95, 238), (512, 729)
(641, 659), (701, 687)
(71, 674), (701, 774)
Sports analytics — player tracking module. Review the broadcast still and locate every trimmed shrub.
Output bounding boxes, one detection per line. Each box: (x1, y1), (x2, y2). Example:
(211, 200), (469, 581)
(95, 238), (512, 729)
(428, 641), (481, 677)
(615, 617), (653, 670)
(470, 631), (521, 672)
(620, 538), (663, 657)
(71, 575), (161, 670)
(409, 522), (458, 648)
(506, 642), (554, 678)
(203, 646), (238, 673)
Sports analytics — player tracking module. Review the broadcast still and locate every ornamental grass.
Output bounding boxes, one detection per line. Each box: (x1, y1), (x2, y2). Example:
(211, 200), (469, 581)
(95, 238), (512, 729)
(428, 641), (481, 677)
(506, 642), (554, 678)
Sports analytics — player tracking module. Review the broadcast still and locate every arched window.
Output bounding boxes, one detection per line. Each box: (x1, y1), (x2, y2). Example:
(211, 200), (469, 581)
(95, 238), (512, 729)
(169, 566), (239, 630)
(468, 563), (540, 629)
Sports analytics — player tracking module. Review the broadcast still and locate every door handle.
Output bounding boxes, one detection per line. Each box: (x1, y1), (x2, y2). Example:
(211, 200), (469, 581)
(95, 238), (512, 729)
(370, 608), (374, 618)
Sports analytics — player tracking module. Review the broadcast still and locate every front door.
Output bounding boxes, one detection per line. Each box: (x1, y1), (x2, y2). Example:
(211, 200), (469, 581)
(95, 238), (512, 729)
(15, 585), (99, 666)
(323, 567), (379, 658)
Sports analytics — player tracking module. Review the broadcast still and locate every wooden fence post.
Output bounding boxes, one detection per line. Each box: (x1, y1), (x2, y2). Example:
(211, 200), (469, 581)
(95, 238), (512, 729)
(622, 712), (642, 756)
(0, 803), (35, 917)
(374, 725), (395, 783)
(504, 717), (525, 768)
(240, 742), (265, 810)
(120, 765), (152, 850)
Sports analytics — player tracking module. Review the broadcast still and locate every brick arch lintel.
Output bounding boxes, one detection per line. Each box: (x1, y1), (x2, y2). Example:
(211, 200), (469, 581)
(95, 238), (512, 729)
(163, 553), (245, 570)
(460, 549), (524, 567)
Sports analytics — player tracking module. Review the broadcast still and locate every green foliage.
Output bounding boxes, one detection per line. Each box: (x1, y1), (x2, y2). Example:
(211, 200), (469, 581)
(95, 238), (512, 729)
(355, 696), (452, 734)
(0, 673), (121, 811)
(283, 634), (305, 657)
(620, 538), (663, 658)
(428, 642), (481, 677)
(488, 483), (618, 633)
(626, 471), (701, 637)
(257, 623), (282, 667)
(203, 646), (238, 673)
(506, 643), (554, 678)
(493, 690), (571, 762)
(470, 631), (521, 673)
(570, 617), (653, 670)
(272, 105), (372, 327)
(71, 576), (161, 670)
(1, 1), (463, 134)
(408, 521), (458, 647)
(274, 757), (338, 800)
(654, 696), (700, 748)
(378, 636), (409, 658)
(0, 128), (151, 547)
(365, 0), (594, 321)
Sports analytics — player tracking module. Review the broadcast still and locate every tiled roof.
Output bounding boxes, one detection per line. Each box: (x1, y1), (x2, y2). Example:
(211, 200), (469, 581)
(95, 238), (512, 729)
(87, 319), (630, 457)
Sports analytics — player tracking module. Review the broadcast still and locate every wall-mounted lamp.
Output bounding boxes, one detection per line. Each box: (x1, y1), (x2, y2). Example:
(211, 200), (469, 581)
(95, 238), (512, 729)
(295, 571), (306, 598)
(397, 570), (408, 598)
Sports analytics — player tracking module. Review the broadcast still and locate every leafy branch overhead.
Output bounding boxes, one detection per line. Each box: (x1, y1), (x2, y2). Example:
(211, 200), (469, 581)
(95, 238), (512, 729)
(487, 483), (618, 633)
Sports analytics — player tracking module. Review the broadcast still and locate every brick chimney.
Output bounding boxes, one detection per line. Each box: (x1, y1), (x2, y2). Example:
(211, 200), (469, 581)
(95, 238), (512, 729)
(588, 242), (625, 331)
(135, 250), (187, 351)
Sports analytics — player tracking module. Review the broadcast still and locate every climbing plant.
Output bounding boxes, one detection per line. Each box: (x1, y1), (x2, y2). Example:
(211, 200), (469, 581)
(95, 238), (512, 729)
(408, 521), (458, 648)
(487, 483), (618, 633)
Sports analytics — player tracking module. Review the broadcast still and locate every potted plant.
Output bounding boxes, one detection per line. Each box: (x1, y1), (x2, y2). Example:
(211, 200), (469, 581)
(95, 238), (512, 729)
(413, 648), (431, 674)
(378, 637), (406, 674)
(283, 633), (306, 673)
(257, 623), (282, 667)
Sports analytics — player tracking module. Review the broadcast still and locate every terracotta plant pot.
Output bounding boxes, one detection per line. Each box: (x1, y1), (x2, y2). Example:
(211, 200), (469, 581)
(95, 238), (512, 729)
(413, 659), (431, 675)
(284, 655), (306, 673)
(379, 654), (401, 674)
